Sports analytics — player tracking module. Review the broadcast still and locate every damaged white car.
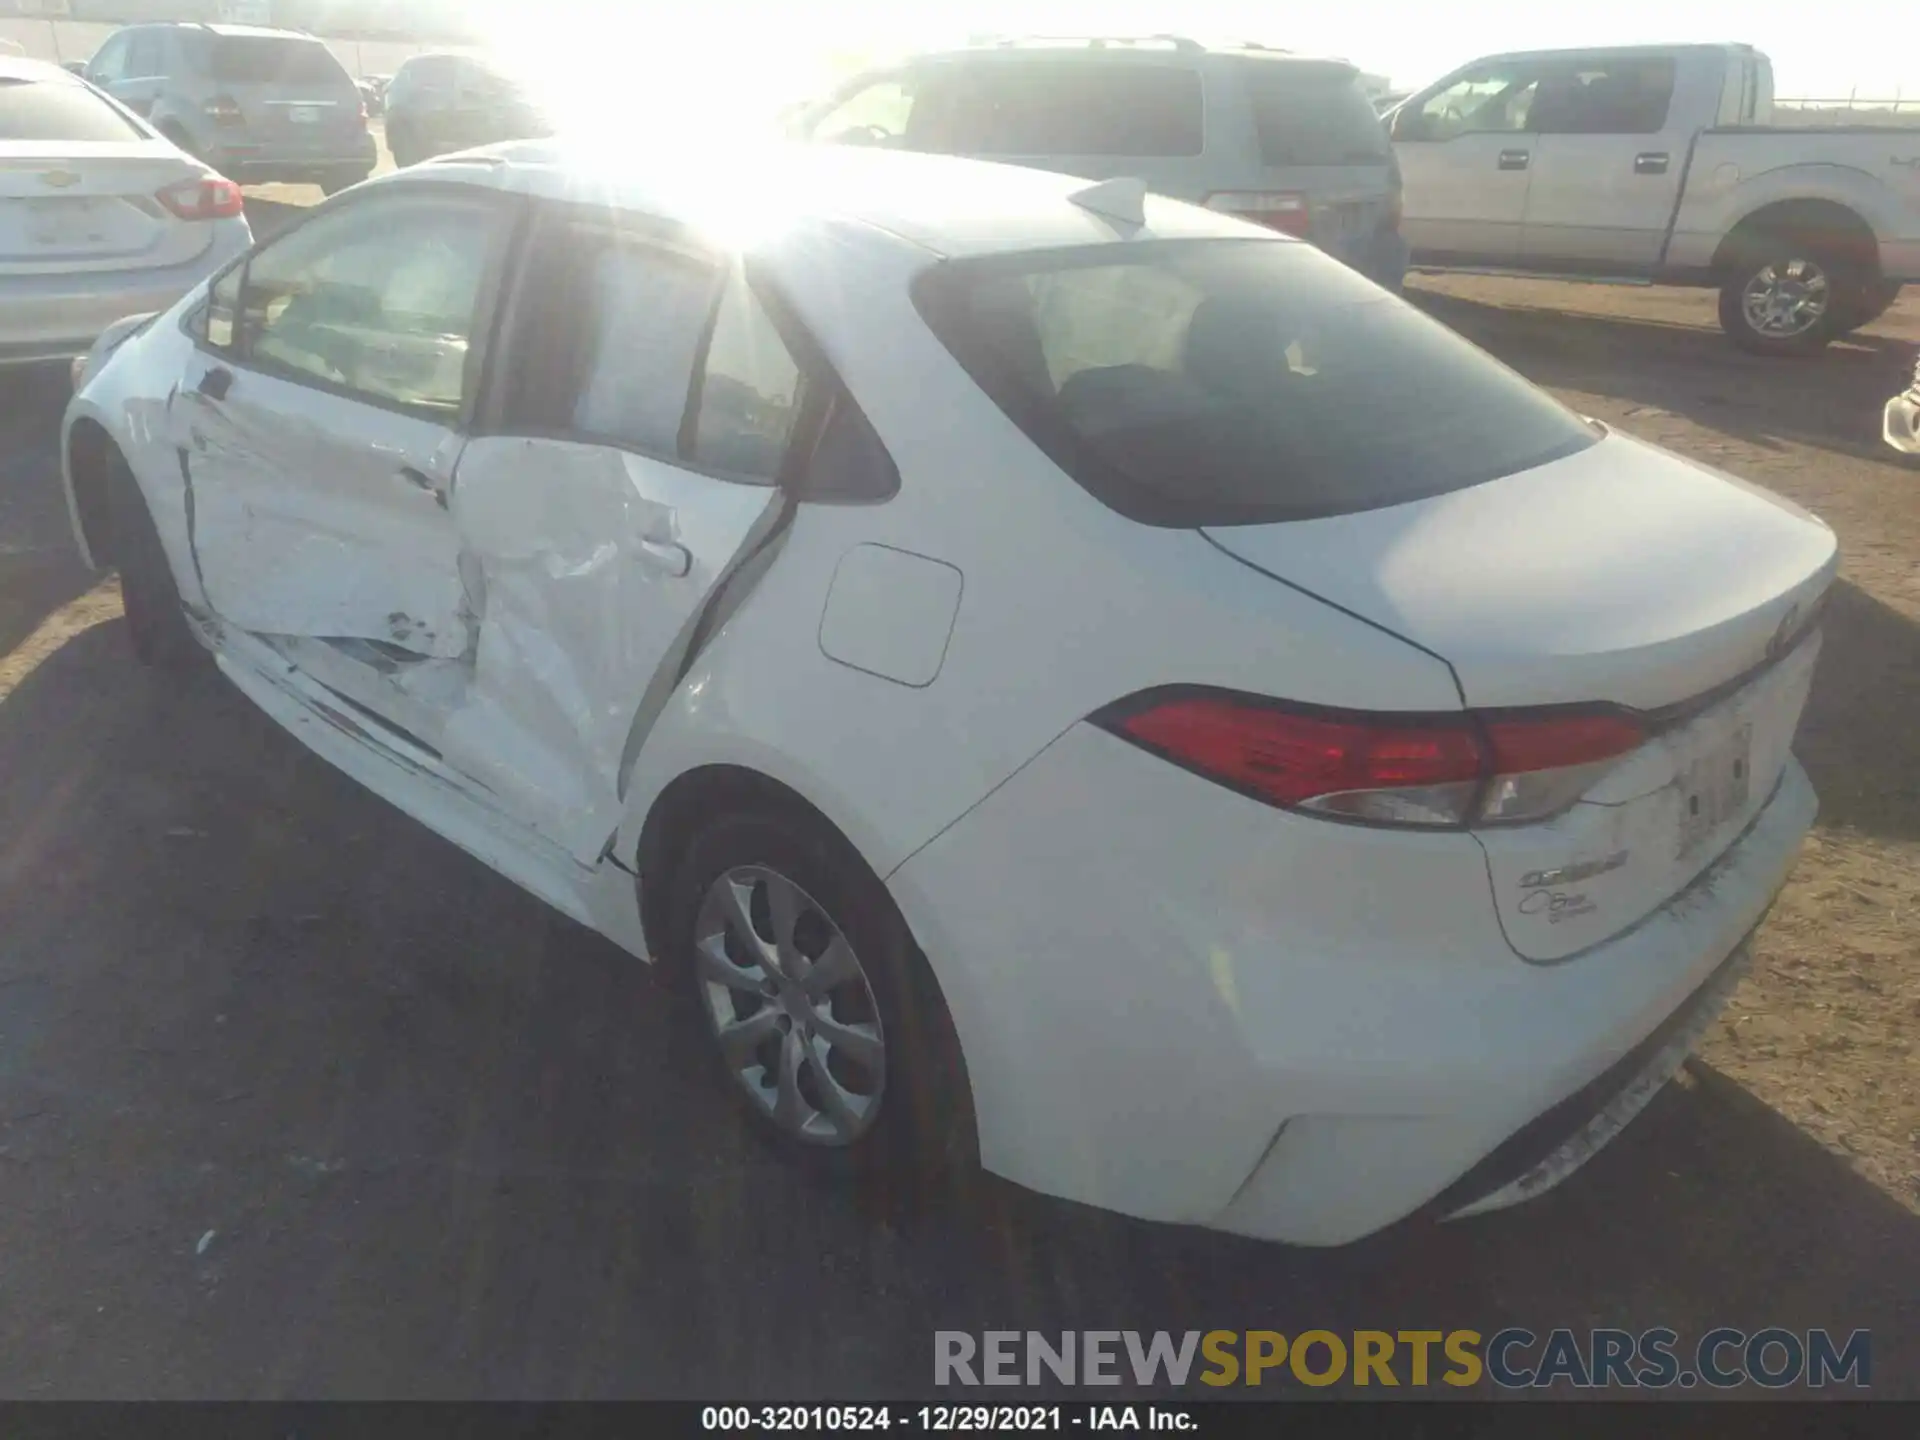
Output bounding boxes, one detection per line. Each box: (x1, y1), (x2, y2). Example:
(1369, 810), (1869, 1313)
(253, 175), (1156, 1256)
(63, 141), (1838, 1245)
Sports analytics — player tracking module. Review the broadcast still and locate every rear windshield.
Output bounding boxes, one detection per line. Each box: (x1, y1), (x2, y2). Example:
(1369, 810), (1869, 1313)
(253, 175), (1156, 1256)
(200, 36), (349, 87)
(0, 76), (143, 142)
(1243, 62), (1392, 165)
(912, 239), (1599, 526)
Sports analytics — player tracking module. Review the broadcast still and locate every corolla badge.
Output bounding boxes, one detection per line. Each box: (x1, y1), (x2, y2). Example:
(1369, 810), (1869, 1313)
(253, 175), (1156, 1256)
(39, 169), (82, 189)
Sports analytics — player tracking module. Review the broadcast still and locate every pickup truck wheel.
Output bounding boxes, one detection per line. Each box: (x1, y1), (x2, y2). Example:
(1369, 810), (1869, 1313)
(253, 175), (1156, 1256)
(1833, 280), (1902, 337)
(1719, 248), (1849, 357)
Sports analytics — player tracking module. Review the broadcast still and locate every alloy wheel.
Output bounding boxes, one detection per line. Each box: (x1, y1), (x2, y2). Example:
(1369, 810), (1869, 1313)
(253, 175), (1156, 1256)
(692, 865), (886, 1145)
(1742, 258), (1830, 339)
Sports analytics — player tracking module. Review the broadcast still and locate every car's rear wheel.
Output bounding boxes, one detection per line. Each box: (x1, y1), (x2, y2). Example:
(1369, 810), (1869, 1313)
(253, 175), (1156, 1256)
(664, 805), (973, 1202)
(105, 459), (206, 672)
(1718, 244), (1853, 356)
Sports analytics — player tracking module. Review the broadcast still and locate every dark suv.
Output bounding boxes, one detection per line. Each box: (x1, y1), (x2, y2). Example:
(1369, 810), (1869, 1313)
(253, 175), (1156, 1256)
(83, 22), (375, 194)
(382, 53), (552, 170)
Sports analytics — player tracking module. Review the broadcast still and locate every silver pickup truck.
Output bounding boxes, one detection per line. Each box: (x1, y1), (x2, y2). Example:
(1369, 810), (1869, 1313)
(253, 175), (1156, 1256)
(1389, 43), (1920, 355)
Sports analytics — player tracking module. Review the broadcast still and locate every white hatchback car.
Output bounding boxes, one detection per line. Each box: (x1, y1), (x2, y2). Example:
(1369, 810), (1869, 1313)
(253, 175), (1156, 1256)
(62, 141), (1836, 1246)
(2, 54), (249, 366)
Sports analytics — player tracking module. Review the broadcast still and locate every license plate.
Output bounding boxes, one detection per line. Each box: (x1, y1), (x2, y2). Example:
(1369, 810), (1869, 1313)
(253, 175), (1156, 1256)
(1676, 722), (1752, 862)
(24, 198), (107, 246)
(288, 106), (321, 124)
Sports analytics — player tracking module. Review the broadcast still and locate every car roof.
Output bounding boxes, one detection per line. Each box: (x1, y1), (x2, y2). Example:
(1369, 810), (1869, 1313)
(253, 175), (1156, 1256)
(387, 139), (1273, 260)
(191, 23), (319, 41)
(888, 42), (1358, 74)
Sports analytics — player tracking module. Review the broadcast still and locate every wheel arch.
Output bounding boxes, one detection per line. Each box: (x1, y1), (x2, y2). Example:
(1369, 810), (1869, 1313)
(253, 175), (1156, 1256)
(64, 415), (122, 570)
(1711, 197), (1882, 282)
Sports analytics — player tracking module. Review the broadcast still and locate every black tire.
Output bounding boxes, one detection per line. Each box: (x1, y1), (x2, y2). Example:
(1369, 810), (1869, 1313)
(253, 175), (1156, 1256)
(1833, 280), (1903, 337)
(663, 805), (974, 1206)
(104, 460), (206, 673)
(1717, 242), (1855, 357)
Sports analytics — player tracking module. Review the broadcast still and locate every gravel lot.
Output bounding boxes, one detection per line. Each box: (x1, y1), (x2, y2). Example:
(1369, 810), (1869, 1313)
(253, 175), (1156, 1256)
(0, 189), (1915, 1397)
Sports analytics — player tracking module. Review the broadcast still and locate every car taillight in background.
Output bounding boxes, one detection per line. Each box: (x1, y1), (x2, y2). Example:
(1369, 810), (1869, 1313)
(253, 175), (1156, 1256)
(203, 95), (244, 127)
(156, 175), (245, 221)
(1203, 190), (1313, 239)
(1092, 691), (1646, 829)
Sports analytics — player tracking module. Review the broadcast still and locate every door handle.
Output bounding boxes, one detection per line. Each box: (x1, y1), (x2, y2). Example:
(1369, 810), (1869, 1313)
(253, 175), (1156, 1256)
(1634, 152), (1670, 174)
(396, 464), (448, 509)
(1497, 149), (1530, 171)
(635, 538), (692, 579)
(194, 366), (233, 401)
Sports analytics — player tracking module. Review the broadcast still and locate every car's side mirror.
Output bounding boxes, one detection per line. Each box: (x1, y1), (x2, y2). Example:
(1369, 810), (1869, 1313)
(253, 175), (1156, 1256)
(64, 60), (88, 76)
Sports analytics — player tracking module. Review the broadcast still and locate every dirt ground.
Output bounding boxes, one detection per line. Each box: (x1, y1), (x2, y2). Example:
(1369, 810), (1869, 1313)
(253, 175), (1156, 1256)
(0, 213), (1916, 1398)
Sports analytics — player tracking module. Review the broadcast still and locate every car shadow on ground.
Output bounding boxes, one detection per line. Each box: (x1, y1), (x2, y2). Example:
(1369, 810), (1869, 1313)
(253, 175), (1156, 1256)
(0, 621), (1915, 1397)
(1408, 286), (1917, 463)
(1795, 582), (1920, 844)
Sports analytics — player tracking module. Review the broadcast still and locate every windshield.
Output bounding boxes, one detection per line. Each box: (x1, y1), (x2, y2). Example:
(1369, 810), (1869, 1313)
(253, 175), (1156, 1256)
(913, 239), (1599, 526)
(0, 76), (144, 141)
(1243, 62), (1392, 165)
(200, 36), (350, 87)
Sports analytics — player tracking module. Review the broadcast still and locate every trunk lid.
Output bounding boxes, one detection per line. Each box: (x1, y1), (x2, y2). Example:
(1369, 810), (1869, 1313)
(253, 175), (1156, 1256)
(0, 144), (213, 276)
(1202, 427), (1837, 960)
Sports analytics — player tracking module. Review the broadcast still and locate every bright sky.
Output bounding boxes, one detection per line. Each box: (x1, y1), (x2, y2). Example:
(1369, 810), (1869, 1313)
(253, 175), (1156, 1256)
(465, 0), (1916, 111)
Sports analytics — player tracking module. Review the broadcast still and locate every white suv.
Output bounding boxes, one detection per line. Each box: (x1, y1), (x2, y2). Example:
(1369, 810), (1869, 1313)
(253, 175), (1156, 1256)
(794, 36), (1409, 291)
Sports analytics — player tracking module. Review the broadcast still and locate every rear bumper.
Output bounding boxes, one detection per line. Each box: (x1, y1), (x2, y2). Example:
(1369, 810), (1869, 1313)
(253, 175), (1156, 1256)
(0, 222), (249, 363)
(1886, 388), (1920, 456)
(206, 136), (377, 184)
(889, 722), (1817, 1246)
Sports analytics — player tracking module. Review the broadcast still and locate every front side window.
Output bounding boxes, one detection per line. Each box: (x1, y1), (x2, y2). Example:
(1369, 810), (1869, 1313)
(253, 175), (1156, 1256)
(914, 239), (1599, 526)
(85, 34), (128, 85)
(1404, 63), (1545, 139)
(0, 76), (144, 141)
(234, 194), (502, 416)
(124, 32), (164, 79)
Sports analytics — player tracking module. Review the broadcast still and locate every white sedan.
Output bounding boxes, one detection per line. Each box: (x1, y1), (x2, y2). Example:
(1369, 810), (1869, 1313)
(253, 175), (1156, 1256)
(2, 54), (250, 367)
(61, 140), (1836, 1246)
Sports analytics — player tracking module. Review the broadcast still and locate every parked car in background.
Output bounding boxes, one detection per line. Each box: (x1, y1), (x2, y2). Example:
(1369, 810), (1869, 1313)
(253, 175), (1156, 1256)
(1887, 354), (1920, 458)
(63, 140), (1834, 1245)
(356, 75), (387, 120)
(62, 60), (90, 77)
(382, 53), (551, 170)
(792, 35), (1408, 290)
(1389, 43), (1920, 355)
(1, 54), (249, 367)
(82, 22), (375, 195)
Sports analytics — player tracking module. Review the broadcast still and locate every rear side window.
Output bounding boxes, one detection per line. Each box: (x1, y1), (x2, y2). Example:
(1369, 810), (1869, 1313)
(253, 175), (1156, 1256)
(913, 239), (1599, 527)
(689, 272), (806, 481)
(199, 36), (349, 87)
(918, 61), (1203, 157)
(1531, 58), (1676, 135)
(0, 77), (144, 141)
(1242, 63), (1391, 165)
(502, 220), (722, 454)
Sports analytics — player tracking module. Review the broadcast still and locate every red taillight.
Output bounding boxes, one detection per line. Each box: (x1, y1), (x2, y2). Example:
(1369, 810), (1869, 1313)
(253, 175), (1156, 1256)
(1096, 693), (1645, 829)
(1202, 190), (1313, 239)
(156, 176), (245, 221)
